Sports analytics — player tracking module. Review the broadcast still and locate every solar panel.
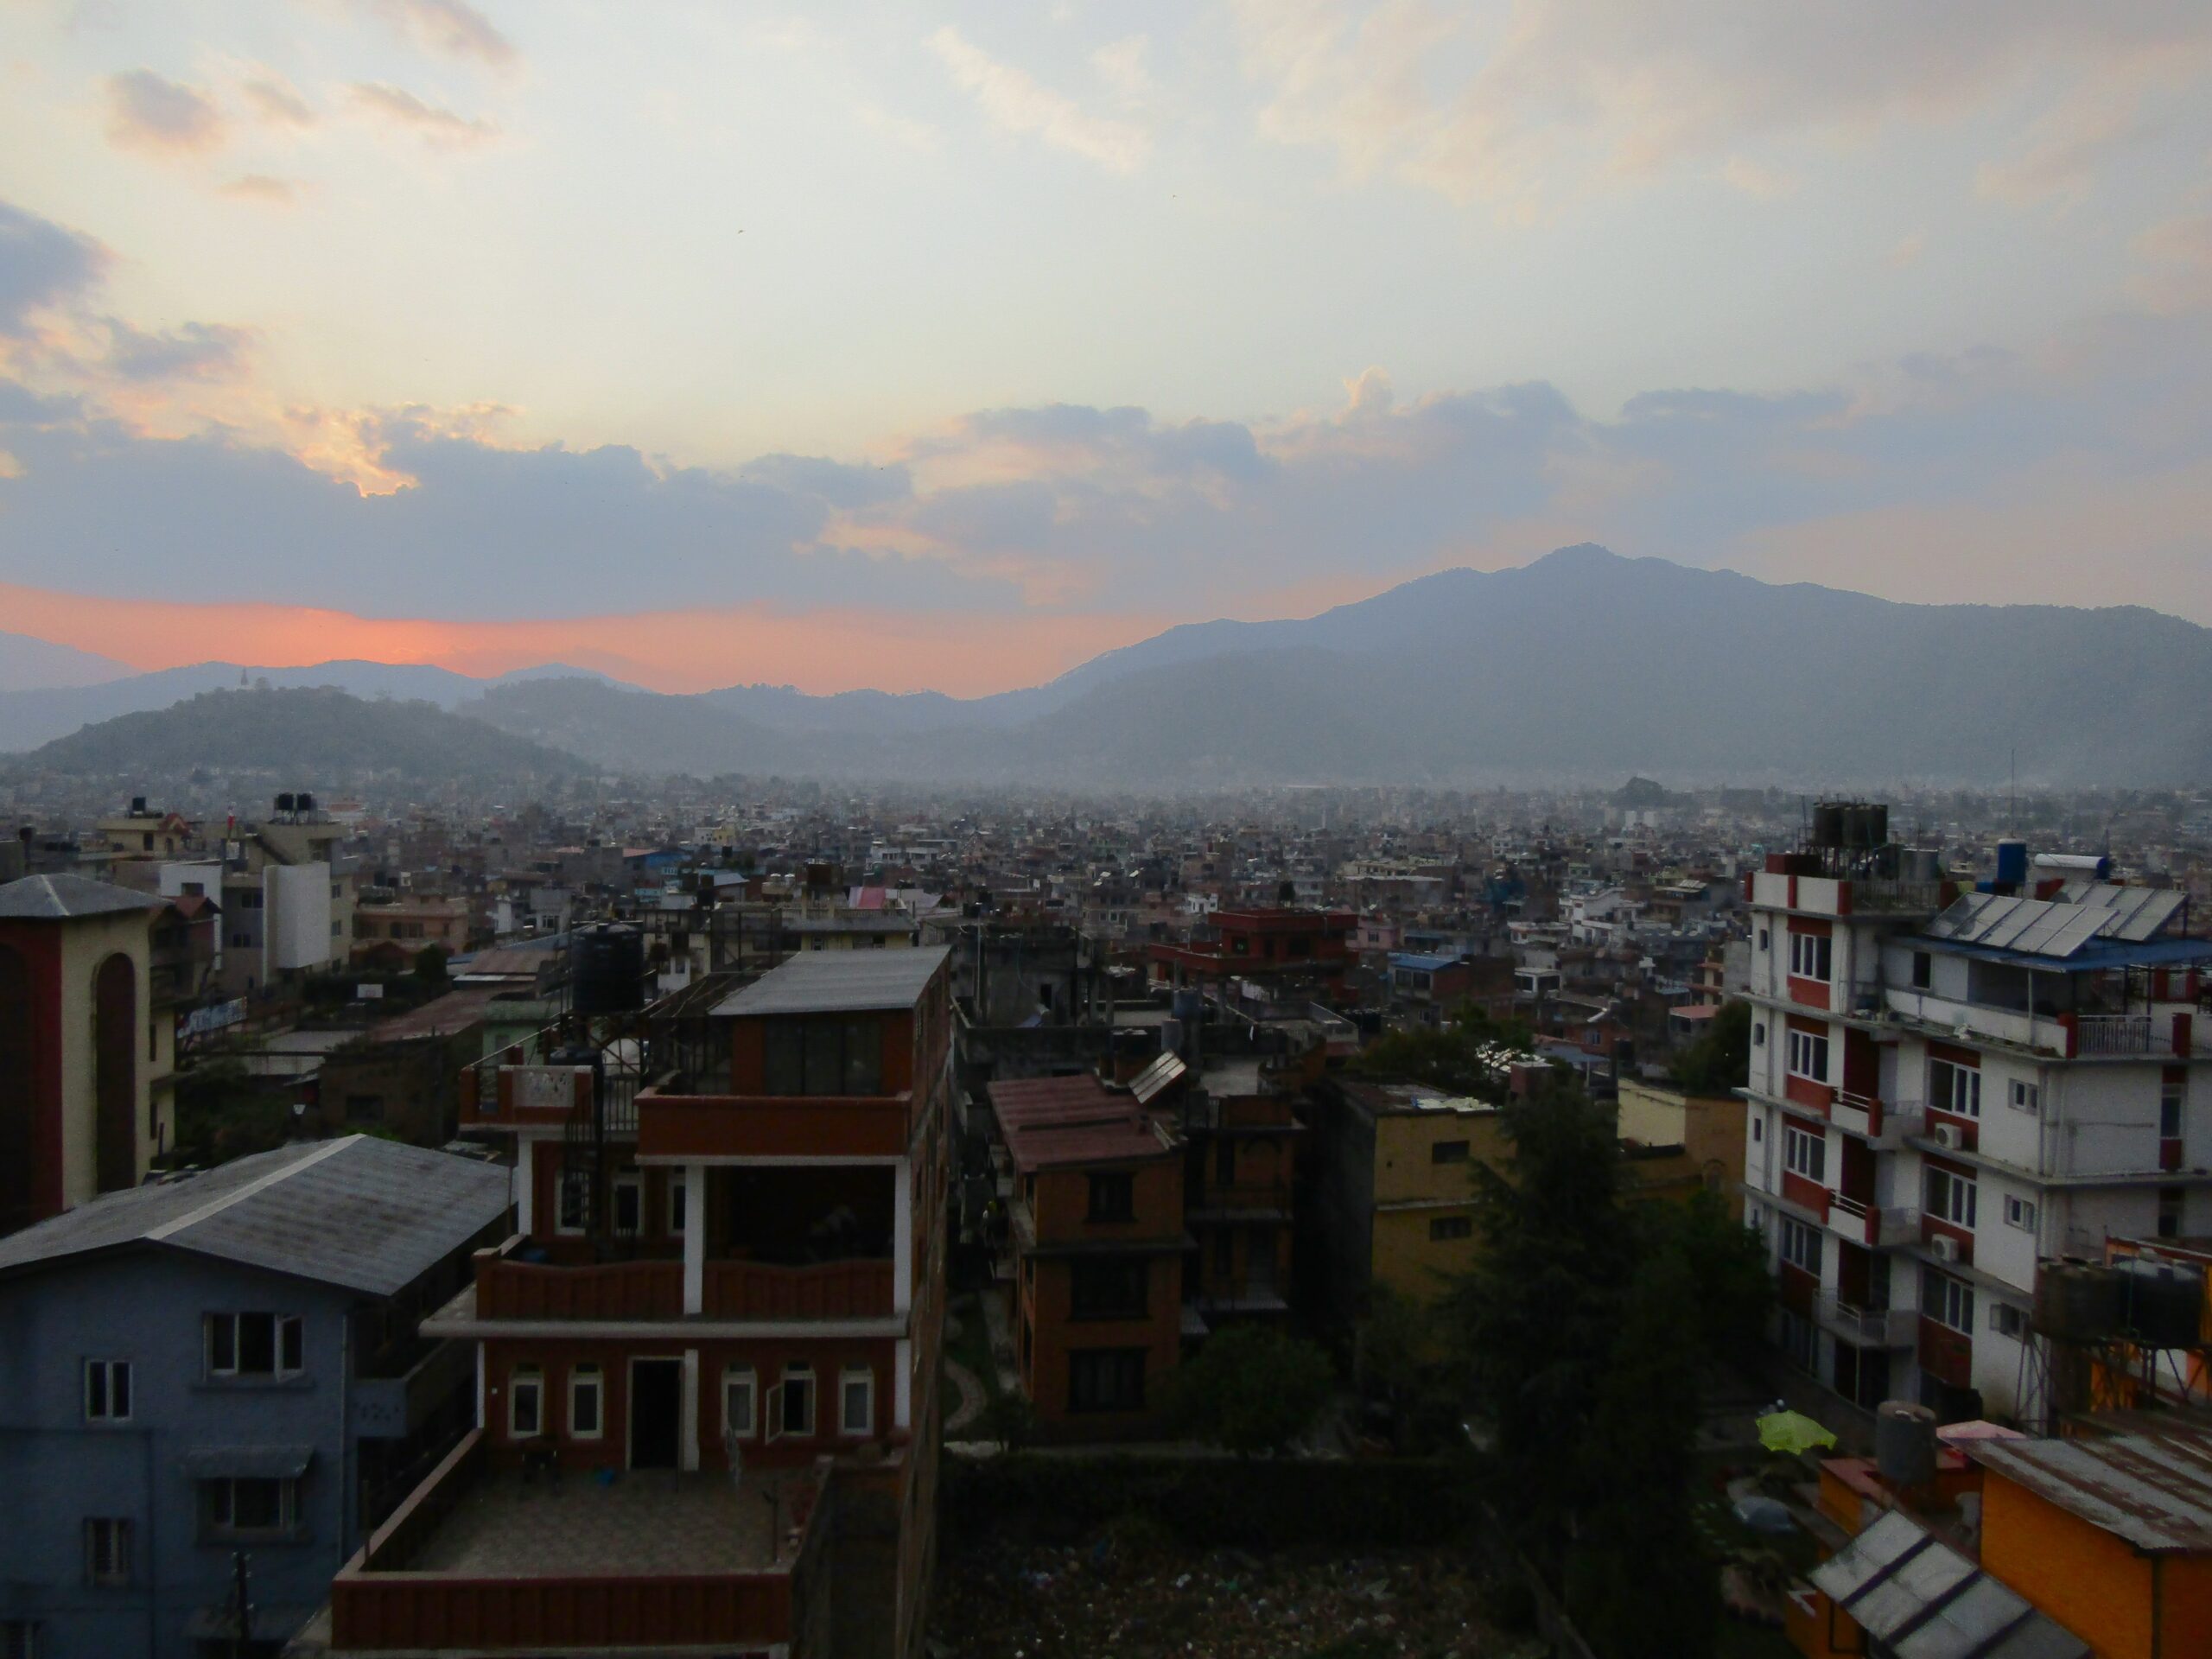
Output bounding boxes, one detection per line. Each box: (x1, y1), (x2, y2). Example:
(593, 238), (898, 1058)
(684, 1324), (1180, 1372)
(1129, 1049), (1187, 1105)
(2104, 889), (2183, 942)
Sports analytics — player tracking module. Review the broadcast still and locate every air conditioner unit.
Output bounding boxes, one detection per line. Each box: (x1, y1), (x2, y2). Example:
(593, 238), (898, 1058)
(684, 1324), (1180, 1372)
(1931, 1234), (1961, 1263)
(1932, 1122), (1962, 1150)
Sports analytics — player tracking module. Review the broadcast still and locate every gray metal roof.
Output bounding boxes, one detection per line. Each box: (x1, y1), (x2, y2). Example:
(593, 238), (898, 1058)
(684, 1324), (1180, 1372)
(1963, 1427), (2212, 1553)
(0, 1135), (512, 1298)
(0, 873), (164, 919)
(1810, 1510), (2088, 1659)
(710, 944), (950, 1018)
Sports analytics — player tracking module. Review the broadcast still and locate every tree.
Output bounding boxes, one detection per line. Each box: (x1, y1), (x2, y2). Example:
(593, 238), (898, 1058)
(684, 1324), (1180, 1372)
(1453, 1084), (1637, 1568)
(412, 944), (450, 995)
(1670, 998), (1751, 1094)
(1352, 1004), (1535, 1101)
(1566, 1249), (1722, 1659)
(1640, 1187), (1771, 1361)
(1166, 1324), (1336, 1454)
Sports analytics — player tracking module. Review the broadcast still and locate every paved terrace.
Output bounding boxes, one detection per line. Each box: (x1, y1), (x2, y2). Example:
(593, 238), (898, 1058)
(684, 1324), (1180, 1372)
(407, 1467), (801, 1576)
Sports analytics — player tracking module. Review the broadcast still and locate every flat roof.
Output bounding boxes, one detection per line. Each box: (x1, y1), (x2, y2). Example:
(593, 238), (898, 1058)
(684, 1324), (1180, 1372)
(1964, 1426), (2212, 1554)
(711, 944), (949, 1019)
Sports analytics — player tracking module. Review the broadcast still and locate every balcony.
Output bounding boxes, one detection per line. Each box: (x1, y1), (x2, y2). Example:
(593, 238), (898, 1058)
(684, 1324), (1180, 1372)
(1917, 1320), (1974, 1389)
(1826, 1193), (1922, 1249)
(474, 1251), (894, 1323)
(1882, 990), (2068, 1055)
(638, 1090), (912, 1160)
(330, 1429), (823, 1652)
(1815, 1294), (1915, 1348)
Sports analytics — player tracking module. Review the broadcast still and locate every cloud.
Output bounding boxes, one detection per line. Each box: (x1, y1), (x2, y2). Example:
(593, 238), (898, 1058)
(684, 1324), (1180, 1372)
(241, 74), (317, 129)
(1720, 156), (1796, 200)
(930, 26), (1149, 174)
(219, 174), (306, 205)
(1092, 35), (1151, 99)
(0, 200), (109, 338)
(103, 69), (227, 156)
(1974, 76), (2152, 207)
(358, 0), (516, 67)
(1888, 232), (1927, 270)
(1230, 0), (2212, 211)
(102, 320), (255, 382)
(348, 81), (499, 146)
(2133, 210), (2212, 314)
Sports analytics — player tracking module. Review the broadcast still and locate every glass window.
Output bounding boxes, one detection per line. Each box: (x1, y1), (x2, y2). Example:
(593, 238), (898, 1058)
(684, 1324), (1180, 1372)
(569, 1364), (603, 1440)
(1923, 1269), (1974, 1334)
(1991, 1303), (2027, 1338)
(1068, 1348), (1147, 1413)
(1789, 931), (1833, 982)
(1779, 1217), (1822, 1275)
(1911, 952), (1932, 989)
(557, 1163), (591, 1233)
(2161, 1080), (2184, 1140)
(723, 1367), (757, 1440)
(613, 1170), (643, 1236)
(1783, 1122), (1826, 1181)
(1087, 1173), (1135, 1223)
(85, 1360), (131, 1423)
(510, 1366), (543, 1439)
(1430, 1141), (1470, 1164)
(780, 1364), (815, 1438)
(840, 1368), (874, 1437)
(2003, 1194), (2036, 1231)
(206, 1314), (302, 1379)
(1929, 1058), (1981, 1119)
(203, 1478), (292, 1536)
(1071, 1257), (1148, 1319)
(83, 1519), (131, 1586)
(1429, 1215), (1473, 1242)
(1786, 1028), (1830, 1083)
(1927, 1166), (1978, 1228)
(670, 1175), (689, 1236)
(2010, 1080), (2039, 1115)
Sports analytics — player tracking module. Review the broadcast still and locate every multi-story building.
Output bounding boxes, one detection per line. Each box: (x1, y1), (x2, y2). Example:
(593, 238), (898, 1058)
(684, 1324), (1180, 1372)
(349, 893), (472, 967)
(323, 946), (955, 1659)
(991, 1065), (1187, 1439)
(0, 874), (175, 1236)
(1181, 1055), (1303, 1327)
(1740, 813), (2212, 1422)
(1147, 908), (1355, 994)
(0, 1135), (510, 1659)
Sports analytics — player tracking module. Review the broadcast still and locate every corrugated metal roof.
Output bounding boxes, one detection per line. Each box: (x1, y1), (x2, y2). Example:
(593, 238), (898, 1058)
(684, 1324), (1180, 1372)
(710, 945), (950, 1018)
(0, 1136), (511, 1297)
(0, 874), (163, 919)
(1809, 1510), (2088, 1659)
(1964, 1428), (2212, 1553)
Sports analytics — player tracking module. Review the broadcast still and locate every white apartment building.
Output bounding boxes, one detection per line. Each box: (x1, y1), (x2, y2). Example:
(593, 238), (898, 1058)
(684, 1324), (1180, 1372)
(1739, 825), (2210, 1426)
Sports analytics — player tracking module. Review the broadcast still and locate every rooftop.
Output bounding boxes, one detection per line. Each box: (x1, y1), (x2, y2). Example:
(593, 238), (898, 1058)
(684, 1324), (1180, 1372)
(0, 1135), (512, 1296)
(402, 1465), (799, 1578)
(0, 872), (163, 920)
(990, 1074), (1175, 1171)
(711, 944), (950, 1019)
(1918, 887), (2202, 970)
(1962, 1424), (2212, 1554)
(1809, 1509), (2086, 1659)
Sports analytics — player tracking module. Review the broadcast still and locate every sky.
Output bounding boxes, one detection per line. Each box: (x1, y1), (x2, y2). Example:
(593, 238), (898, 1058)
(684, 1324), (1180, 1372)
(1, 0), (2210, 695)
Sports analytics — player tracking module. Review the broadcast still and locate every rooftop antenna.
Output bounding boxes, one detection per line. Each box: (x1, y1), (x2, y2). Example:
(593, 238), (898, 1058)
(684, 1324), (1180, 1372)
(2010, 746), (2017, 834)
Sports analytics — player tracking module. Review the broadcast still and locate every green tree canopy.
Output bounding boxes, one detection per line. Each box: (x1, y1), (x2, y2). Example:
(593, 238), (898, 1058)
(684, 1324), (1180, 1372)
(1166, 1323), (1336, 1455)
(1670, 998), (1751, 1094)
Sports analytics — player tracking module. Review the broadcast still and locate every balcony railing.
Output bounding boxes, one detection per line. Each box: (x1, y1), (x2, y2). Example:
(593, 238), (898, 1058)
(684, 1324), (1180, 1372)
(702, 1258), (894, 1320)
(476, 1254), (894, 1322)
(1825, 1194), (1922, 1249)
(2074, 1014), (2157, 1057)
(1815, 1294), (1915, 1348)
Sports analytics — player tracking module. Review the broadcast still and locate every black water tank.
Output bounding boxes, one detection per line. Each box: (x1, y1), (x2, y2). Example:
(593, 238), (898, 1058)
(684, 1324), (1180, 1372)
(2118, 1260), (2203, 1349)
(2035, 1262), (2122, 1342)
(571, 924), (645, 1015)
(1812, 803), (1846, 848)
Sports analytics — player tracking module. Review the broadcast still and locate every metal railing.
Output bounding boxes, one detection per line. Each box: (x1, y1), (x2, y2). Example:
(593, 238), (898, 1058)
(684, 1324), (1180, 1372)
(2075, 1014), (2157, 1056)
(1815, 1294), (1915, 1347)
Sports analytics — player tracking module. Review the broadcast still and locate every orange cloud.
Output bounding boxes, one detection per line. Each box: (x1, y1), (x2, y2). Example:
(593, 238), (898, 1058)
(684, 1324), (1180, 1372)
(0, 586), (1176, 698)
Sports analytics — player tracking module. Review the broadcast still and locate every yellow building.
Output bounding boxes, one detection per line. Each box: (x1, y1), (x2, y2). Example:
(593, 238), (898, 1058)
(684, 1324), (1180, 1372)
(1614, 1077), (1745, 1217)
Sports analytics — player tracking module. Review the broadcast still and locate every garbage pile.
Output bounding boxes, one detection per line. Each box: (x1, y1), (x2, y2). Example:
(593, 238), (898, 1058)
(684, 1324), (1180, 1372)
(931, 1537), (1510, 1659)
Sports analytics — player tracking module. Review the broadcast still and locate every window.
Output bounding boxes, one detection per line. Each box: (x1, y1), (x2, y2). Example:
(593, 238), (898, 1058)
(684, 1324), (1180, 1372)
(1779, 1217), (1822, 1275)
(510, 1365), (543, 1438)
(2160, 1078), (2184, 1140)
(1757, 927), (1770, 952)
(85, 1360), (131, 1423)
(613, 1169), (643, 1236)
(1926, 1166), (1978, 1229)
(1788, 931), (1833, 982)
(1752, 1021), (1766, 1047)
(1911, 951), (1932, 989)
(1429, 1215), (1473, 1242)
(1991, 1302), (2028, 1339)
(1070, 1257), (1149, 1320)
(203, 1478), (294, 1537)
(840, 1367), (874, 1437)
(2, 1619), (41, 1659)
(569, 1363), (603, 1440)
(1777, 1309), (1817, 1374)
(83, 1519), (131, 1586)
(762, 1018), (882, 1096)
(1068, 1348), (1147, 1413)
(556, 1163), (591, 1234)
(1087, 1172), (1135, 1223)
(723, 1366), (758, 1440)
(1431, 1140), (1470, 1165)
(1786, 1028), (1830, 1084)
(1929, 1058), (1981, 1119)
(206, 1313), (302, 1379)
(1924, 1269), (1974, 1334)
(2010, 1080), (2040, 1115)
(1783, 1122), (1827, 1182)
(2159, 1186), (2185, 1240)
(1215, 1139), (1236, 1187)
(1751, 1116), (1764, 1143)
(779, 1363), (815, 1439)
(670, 1175), (689, 1236)
(2003, 1194), (2037, 1232)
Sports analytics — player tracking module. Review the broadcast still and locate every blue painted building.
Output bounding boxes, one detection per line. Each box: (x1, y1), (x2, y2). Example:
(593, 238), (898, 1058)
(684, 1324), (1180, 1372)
(0, 1136), (511, 1659)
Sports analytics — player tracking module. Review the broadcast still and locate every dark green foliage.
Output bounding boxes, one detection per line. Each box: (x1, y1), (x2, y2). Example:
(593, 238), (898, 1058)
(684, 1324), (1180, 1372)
(1566, 1250), (1723, 1659)
(1351, 1004), (1535, 1100)
(1640, 1187), (1773, 1359)
(1166, 1323), (1336, 1454)
(412, 944), (451, 994)
(1671, 999), (1751, 1094)
(171, 1058), (291, 1165)
(939, 1453), (1475, 1549)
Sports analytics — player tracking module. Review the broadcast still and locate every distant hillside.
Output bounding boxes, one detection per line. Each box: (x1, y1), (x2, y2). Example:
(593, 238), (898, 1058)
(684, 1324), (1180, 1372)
(0, 631), (130, 692)
(8, 686), (586, 785)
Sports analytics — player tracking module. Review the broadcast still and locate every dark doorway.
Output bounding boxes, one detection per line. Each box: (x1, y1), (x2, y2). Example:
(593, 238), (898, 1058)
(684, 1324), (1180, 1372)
(0, 944), (35, 1229)
(93, 953), (137, 1194)
(629, 1357), (683, 1470)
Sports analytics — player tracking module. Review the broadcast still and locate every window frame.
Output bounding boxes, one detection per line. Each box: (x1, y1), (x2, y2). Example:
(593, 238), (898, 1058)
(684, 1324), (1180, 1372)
(1086, 1171), (1136, 1224)
(569, 1363), (604, 1440)
(202, 1476), (296, 1539)
(722, 1365), (758, 1440)
(1430, 1140), (1470, 1165)
(776, 1363), (816, 1440)
(1785, 1028), (1830, 1084)
(1788, 930), (1833, 983)
(2160, 1080), (2184, 1140)
(1428, 1214), (1474, 1242)
(509, 1364), (544, 1440)
(1066, 1347), (1147, 1414)
(84, 1358), (132, 1424)
(1782, 1122), (1827, 1182)
(2010, 1079), (2040, 1116)
(1069, 1256), (1150, 1321)
(1929, 1058), (1981, 1119)
(1926, 1165), (1978, 1229)
(1924, 1269), (1974, 1335)
(2003, 1193), (2037, 1233)
(1778, 1216), (1823, 1276)
(612, 1168), (644, 1237)
(205, 1313), (303, 1381)
(839, 1366), (874, 1438)
(1990, 1302), (2028, 1339)
(82, 1518), (131, 1586)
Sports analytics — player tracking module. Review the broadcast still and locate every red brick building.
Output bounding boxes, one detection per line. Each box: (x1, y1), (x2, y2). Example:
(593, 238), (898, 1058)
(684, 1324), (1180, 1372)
(1148, 908), (1356, 988)
(325, 946), (954, 1659)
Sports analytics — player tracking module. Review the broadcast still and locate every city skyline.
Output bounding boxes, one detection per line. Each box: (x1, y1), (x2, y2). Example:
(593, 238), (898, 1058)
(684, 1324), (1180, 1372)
(3, 1), (2212, 692)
